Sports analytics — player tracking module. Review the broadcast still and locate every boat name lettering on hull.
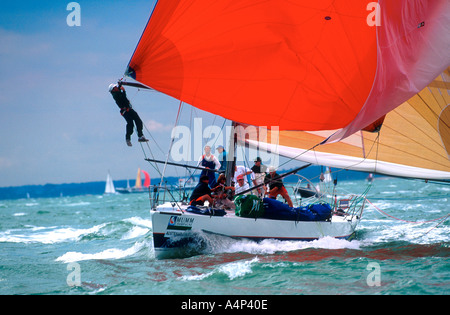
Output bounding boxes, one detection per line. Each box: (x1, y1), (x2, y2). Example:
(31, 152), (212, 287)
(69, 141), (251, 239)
(167, 216), (194, 231)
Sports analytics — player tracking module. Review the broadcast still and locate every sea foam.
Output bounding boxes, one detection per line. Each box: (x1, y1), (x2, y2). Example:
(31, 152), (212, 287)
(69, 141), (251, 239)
(56, 241), (146, 263)
(181, 257), (259, 281)
(0, 224), (106, 244)
(207, 236), (362, 255)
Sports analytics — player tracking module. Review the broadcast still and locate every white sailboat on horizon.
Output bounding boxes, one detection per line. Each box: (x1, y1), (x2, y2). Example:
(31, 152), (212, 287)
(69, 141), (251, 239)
(104, 171), (117, 195)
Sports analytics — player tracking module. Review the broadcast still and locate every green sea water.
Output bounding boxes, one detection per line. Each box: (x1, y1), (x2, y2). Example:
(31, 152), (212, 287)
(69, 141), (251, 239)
(0, 178), (449, 295)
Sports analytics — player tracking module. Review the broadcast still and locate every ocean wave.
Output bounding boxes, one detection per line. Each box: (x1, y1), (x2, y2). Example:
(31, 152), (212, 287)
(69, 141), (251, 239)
(123, 216), (152, 229)
(0, 216), (152, 244)
(181, 257), (259, 281)
(55, 241), (147, 263)
(0, 224), (106, 244)
(218, 257), (259, 280)
(62, 201), (91, 207)
(118, 217), (152, 240)
(221, 236), (362, 255)
(180, 232), (362, 257)
(368, 222), (450, 245)
(121, 226), (150, 240)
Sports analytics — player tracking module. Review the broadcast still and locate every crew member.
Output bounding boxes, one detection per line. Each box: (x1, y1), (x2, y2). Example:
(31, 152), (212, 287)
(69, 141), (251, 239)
(251, 157), (267, 198)
(189, 175), (214, 207)
(264, 166), (293, 207)
(109, 82), (149, 147)
(197, 145), (221, 186)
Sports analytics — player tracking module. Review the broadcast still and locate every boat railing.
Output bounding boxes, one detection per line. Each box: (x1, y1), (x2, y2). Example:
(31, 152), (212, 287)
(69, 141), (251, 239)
(149, 184), (191, 210)
(335, 194), (366, 220)
(288, 173), (369, 219)
(149, 178), (369, 221)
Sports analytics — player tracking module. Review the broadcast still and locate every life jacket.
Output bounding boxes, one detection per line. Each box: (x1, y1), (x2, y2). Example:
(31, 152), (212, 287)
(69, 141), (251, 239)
(200, 154), (216, 169)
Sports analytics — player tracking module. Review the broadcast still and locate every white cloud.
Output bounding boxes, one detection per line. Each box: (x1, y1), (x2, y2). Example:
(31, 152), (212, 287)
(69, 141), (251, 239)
(144, 119), (172, 132)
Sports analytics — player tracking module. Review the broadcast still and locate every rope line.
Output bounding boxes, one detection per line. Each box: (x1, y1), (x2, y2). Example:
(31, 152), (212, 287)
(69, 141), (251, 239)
(365, 197), (449, 224)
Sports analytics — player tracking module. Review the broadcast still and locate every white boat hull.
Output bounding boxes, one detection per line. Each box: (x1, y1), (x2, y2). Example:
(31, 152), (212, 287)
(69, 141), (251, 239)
(151, 203), (360, 258)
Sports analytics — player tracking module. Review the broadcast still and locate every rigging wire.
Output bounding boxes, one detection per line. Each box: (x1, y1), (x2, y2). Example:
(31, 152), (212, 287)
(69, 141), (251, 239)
(126, 87), (184, 196)
(422, 213), (450, 236)
(128, 85), (185, 182)
(159, 100), (184, 186)
(142, 122), (167, 156)
(258, 127), (382, 185)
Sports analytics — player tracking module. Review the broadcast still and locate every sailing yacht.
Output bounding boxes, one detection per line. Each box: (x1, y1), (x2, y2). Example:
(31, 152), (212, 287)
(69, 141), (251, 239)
(104, 171), (117, 195)
(116, 168), (151, 194)
(118, 1), (450, 257)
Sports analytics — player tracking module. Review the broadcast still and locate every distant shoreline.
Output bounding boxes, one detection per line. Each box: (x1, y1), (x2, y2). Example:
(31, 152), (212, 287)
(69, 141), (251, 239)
(0, 166), (372, 200)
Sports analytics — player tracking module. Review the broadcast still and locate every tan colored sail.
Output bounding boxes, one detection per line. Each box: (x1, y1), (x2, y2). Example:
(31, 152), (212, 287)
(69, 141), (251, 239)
(135, 168), (142, 189)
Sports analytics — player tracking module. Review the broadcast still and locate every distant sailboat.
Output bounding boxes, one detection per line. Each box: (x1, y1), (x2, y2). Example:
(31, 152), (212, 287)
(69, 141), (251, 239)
(116, 168), (151, 194)
(104, 171), (117, 195)
(321, 167), (333, 183)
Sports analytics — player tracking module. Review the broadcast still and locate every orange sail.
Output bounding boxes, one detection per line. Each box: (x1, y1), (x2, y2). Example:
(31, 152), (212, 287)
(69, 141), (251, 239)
(126, 0), (449, 140)
(125, 0), (450, 180)
(135, 168), (142, 189)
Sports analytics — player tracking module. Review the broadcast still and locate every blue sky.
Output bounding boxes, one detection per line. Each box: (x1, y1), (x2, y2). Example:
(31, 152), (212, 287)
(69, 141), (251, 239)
(0, 0), (186, 187)
(0, 1), (292, 188)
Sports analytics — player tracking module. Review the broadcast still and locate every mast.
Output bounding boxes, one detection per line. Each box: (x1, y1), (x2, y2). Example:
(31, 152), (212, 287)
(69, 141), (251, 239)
(225, 121), (237, 186)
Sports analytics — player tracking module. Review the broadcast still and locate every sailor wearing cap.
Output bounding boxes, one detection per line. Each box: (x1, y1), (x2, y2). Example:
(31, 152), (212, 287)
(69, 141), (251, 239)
(251, 157), (267, 198)
(235, 174), (250, 195)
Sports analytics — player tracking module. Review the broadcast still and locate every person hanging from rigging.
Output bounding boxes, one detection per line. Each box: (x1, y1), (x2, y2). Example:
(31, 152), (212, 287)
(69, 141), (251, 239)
(109, 81), (149, 147)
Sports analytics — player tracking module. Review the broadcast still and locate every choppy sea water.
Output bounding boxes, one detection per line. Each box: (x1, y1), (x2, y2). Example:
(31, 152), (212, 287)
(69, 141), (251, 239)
(0, 178), (449, 295)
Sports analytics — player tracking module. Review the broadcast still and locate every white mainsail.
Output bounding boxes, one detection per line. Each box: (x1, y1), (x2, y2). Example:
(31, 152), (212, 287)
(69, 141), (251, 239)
(104, 171), (116, 194)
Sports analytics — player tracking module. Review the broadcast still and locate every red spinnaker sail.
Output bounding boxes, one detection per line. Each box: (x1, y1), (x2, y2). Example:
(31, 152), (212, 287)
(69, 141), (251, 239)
(142, 170), (151, 188)
(126, 0), (449, 143)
